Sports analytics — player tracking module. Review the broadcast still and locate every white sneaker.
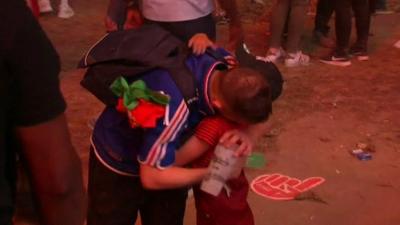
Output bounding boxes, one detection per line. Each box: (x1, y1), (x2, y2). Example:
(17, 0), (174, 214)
(252, 0), (265, 5)
(285, 51), (310, 67)
(375, 9), (395, 15)
(259, 48), (285, 63)
(58, 3), (74, 18)
(394, 40), (400, 49)
(38, 0), (53, 13)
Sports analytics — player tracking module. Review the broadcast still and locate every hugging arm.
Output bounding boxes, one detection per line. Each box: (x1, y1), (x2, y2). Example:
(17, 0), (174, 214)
(174, 135), (210, 166)
(140, 164), (207, 190)
(141, 134), (216, 189)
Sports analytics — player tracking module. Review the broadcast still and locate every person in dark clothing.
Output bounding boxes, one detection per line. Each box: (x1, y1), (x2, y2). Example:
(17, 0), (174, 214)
(320, 0), (371, 67)
(0, 1), (86, 224)
(313, 0), (335, 48)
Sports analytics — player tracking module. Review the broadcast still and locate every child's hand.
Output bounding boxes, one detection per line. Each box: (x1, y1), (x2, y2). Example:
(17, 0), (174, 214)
(219, 129), (253, 157)
(188, 33), (215, 55)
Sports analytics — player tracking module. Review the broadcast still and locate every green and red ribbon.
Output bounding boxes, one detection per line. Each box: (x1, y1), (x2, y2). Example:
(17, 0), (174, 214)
(110, 77), (170, 128)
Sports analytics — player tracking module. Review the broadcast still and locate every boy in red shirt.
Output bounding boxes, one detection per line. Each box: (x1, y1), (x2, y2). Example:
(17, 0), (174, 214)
(173, 66), (273, 225)
(195, 116), (255, 225)
(175, 80), (272, 225)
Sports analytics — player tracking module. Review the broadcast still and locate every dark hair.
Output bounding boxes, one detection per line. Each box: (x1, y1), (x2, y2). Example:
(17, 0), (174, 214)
(219, 67), (272, 124)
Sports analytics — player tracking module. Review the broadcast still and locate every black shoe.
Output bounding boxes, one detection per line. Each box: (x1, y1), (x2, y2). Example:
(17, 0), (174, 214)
(320, 53), (351, 67)
(349, 46), (369, 61)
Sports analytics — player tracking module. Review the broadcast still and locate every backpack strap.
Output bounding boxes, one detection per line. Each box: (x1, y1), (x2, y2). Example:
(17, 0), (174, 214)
(166, 61), (199, 111)
(142, 38), (199, 111)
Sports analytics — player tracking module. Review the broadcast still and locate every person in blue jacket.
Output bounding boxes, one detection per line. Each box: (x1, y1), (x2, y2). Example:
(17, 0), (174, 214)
(87, 47), (274, 225)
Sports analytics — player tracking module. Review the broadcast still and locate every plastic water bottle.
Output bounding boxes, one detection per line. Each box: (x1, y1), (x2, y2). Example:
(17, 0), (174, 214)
(200, 144), (246, 196)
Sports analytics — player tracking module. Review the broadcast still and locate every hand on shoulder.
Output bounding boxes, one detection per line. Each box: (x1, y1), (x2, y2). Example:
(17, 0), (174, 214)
(188, 33), (216, 55)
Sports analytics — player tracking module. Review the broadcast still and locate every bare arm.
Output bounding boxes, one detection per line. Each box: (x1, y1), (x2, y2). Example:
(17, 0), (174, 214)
(140, 165), (207, 190)
(140, 135), (211, 189)
(16, 114), (86, 225)
(174, 136), (210, 166)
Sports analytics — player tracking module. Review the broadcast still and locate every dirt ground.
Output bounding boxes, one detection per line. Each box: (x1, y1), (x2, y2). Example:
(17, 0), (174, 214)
(15, 0), (400, 224)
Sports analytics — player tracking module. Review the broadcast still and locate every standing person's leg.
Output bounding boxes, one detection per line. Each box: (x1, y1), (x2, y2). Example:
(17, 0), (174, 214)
(269, 0), (290, 49)
(369, 0), (377, 14)
(349, 0), (370, 60)
(320, 0), (352, 66)
(264, 0), (290, 62)
(87, 148), (143, 225)
(334, 0), (352, 55)
(140, 188), (188, 225)
(313, 0), (335, 47)
(286, 0), (309, 53)
(314, 0), (333, 35)
(218, 0), (244, 53)
(284, 0), (310, 67)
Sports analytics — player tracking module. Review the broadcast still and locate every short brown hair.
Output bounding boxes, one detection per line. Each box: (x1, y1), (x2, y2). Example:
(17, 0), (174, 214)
(219, 67), (272, 124)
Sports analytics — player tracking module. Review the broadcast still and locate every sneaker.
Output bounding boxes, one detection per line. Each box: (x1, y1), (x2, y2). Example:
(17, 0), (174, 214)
(375, 9), (395, 15)
(284, 51), (310, 67)
(349, 46), (369, 61)
(252, 0), (266, 5)
(394, 40), (400, 49)
(262, 48), (285, 63)
(313, 31), (335, 48)
(38, 0), (53, 13)
(320, 53), (351, 67)
(58, 3), (74, 18)
(307, 11), (316, 16)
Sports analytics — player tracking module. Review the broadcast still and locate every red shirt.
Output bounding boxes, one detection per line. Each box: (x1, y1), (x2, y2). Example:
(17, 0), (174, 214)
(192, 116), (254, 225)
(192, 116), (240, 168)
